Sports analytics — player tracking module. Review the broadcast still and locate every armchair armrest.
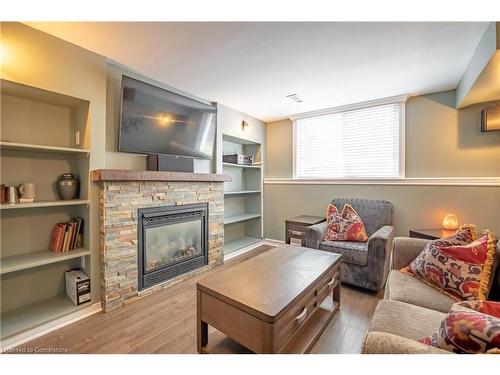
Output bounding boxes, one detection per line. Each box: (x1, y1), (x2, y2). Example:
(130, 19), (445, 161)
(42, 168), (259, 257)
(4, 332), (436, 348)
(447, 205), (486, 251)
(367, 225), (394, 264)
(391, 237), (430, 270)
(305, 221), (328, 249)
(366, 225), (394, 290)
(368, 225), (394, 243)
(362, 332), (449, 354)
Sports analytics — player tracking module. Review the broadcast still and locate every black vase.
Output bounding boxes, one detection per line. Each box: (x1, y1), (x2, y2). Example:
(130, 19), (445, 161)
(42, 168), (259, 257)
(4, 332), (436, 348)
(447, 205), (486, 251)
(57, 173), (79, 200)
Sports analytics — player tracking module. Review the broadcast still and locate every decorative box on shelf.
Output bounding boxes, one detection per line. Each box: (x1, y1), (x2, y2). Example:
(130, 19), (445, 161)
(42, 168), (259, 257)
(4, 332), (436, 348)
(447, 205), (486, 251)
(65, 270), (91, 306)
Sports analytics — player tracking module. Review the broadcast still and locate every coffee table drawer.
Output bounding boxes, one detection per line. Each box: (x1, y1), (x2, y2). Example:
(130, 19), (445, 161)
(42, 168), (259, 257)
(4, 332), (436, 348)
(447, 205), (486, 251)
(274, 266), (339, 349)
(317, 272), (339, 305)
(274, 287), (317, 348)
(317, 266), (340, 293)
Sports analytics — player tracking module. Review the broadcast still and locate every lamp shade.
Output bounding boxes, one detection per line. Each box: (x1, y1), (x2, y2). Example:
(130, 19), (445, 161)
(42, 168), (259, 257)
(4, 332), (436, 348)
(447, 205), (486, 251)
(442, 214), (458, 230)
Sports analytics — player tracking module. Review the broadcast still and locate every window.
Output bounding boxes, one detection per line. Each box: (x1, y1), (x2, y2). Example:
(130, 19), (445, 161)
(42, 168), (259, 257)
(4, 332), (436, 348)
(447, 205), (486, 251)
(293, 100), (404, 179)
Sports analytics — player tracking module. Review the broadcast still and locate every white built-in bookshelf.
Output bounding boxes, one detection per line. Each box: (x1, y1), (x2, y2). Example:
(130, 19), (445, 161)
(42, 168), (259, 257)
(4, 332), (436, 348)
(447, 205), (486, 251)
(0, 79), (93, 341)
(222, 134), (263, 256)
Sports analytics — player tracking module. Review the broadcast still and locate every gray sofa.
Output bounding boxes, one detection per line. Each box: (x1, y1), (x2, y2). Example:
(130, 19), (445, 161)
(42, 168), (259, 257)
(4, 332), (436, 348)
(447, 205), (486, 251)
(362, 237), (500, 354)
(305, 198), (393, 291)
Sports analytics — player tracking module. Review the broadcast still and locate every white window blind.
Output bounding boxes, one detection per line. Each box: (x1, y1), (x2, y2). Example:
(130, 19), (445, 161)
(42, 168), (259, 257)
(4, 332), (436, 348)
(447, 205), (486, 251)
(294, 102), (402, 179)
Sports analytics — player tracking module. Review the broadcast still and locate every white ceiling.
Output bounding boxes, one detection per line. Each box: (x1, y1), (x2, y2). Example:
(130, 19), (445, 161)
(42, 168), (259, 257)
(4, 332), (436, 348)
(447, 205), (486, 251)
(27, 22), (489, 122)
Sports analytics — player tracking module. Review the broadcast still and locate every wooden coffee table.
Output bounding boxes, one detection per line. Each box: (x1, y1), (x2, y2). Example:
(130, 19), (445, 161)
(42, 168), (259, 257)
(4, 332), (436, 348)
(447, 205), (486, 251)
(196, 245), (341, 354)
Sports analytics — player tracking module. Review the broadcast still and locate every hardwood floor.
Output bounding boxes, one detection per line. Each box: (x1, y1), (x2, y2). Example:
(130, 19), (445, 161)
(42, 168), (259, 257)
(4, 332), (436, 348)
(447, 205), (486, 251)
(13, 245), (382, 354)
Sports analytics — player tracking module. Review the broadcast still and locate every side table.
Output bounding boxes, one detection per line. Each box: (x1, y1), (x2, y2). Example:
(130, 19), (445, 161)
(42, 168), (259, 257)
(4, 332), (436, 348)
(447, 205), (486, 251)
(285, 215), (326, 246)
(409, 228), (456, 240)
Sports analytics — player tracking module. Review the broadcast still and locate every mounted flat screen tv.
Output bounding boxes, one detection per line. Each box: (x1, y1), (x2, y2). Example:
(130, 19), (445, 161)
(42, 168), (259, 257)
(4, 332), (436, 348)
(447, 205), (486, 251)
(118, 75), (217, 159)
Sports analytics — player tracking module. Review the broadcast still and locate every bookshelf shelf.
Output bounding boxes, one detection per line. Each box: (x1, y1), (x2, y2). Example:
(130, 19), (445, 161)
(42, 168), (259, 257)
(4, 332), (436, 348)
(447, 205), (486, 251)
(0, 141), (90, 155)
(224, 213), (261, 225)
(222, 162), (262, 169)
(223, 236), (261, 255)
(0, 248), (91, 275)
(1, 295), (90, 340)
(0, 199), (90, 210)
(224, 190), (261, 196)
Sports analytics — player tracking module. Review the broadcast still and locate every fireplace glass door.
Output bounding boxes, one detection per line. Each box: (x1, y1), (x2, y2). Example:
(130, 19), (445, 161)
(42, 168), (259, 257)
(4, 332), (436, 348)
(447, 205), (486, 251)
(144, 219), (202, 272)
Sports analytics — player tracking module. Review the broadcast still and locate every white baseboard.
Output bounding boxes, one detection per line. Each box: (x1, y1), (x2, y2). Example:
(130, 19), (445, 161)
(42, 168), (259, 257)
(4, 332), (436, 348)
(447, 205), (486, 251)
(0, 302), (102, 352)
(264, 238), (285, 245)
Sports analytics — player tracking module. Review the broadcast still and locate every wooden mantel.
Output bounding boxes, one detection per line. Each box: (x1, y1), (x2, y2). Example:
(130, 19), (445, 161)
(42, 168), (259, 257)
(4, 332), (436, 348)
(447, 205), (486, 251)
(91, 169), (231, 183)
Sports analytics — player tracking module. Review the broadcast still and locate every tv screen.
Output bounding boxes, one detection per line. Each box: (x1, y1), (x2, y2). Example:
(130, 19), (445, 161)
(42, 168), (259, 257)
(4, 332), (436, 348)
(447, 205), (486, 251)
(118, 75), (217, 159)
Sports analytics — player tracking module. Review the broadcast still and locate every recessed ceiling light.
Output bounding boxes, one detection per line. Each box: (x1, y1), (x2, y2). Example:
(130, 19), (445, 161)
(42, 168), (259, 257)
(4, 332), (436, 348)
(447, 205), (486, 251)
(286, 94), (303, 103)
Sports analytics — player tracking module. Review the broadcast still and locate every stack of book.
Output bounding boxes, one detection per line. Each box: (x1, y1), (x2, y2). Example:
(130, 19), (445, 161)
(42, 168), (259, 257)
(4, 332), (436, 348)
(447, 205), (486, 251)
(49, 217), (84, 252)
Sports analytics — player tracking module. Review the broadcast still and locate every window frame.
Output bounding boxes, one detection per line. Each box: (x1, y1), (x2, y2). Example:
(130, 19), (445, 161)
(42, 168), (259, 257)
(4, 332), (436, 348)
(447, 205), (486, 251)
(292, 95), (407, 180)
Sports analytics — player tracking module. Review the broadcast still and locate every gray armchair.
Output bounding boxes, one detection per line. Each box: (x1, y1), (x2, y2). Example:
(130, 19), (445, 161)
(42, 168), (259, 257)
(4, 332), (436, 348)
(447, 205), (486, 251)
(305, 198), (394, 291)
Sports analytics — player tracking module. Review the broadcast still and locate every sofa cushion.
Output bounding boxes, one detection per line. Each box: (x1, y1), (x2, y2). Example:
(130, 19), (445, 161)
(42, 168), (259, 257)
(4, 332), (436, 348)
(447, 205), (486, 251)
(363, 332), (449, 354)
(319, 240), (368, 266)
(368, 299), (445, 340)
(402, 228), (496, 301)
(420, 300), (500, 353)
(385, 270), (456, 313)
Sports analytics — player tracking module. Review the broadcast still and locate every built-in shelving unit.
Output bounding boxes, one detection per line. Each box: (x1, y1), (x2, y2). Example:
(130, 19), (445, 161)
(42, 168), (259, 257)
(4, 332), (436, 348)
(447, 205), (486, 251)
(222, 134), (263, 256)
(0, 79), (93, 341)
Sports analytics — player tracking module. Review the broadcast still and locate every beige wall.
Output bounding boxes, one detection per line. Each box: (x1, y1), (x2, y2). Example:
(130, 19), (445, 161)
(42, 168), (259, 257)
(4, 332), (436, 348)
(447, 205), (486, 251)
(405, 91), (500, 177)
(264, 184), (500, 239)
(264, 90), (500, 240)
(1, 22), (108, 301)
(265, 119), (293, 178)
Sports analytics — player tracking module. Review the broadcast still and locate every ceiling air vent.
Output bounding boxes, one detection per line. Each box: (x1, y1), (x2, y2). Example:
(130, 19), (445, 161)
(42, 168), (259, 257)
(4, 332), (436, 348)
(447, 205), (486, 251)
(286, 94), (303, 103)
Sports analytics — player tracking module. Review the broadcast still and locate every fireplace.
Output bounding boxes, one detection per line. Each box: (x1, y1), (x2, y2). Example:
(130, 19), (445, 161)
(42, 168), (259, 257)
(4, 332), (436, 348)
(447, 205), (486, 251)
(137, 203), (209, 290)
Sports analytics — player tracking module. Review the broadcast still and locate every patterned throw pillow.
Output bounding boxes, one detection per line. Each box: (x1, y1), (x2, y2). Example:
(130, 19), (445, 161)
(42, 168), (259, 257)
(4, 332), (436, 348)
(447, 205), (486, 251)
(402, 226), (496, 301)
(324, 204), (368, 242)
(419, 300), (500, 353)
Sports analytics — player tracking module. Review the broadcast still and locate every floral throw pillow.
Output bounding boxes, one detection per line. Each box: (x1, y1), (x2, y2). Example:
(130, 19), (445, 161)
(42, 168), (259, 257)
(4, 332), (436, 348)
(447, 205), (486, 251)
(419, 300), (500, 353)
(324, 204), (368, 242)
(402, 226), (496, 301)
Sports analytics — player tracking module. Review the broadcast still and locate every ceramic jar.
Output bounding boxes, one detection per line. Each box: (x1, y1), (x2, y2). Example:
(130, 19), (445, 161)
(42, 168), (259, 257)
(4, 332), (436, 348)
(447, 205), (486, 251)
(57, 173), (79, 200)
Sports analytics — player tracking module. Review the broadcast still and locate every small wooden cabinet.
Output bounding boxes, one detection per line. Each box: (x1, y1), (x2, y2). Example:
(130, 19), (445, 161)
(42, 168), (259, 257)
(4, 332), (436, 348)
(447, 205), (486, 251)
(285, 215), (326, 247)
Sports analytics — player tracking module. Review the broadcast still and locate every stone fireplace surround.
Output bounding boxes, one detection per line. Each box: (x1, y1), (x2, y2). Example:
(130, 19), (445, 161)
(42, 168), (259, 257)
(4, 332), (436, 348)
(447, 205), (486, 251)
(92, 169), (231, 312)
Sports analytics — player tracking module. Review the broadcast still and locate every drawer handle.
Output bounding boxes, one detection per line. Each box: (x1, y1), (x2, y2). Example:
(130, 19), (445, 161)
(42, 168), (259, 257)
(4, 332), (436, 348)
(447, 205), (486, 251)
(289, 230), (303, 236)
(296, 307), (308, 324)
(327, 274), (337, 287)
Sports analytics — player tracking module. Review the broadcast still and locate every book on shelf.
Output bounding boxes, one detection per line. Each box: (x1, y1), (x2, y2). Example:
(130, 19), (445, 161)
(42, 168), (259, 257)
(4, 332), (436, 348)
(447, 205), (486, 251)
(49, 217), (84, 252)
